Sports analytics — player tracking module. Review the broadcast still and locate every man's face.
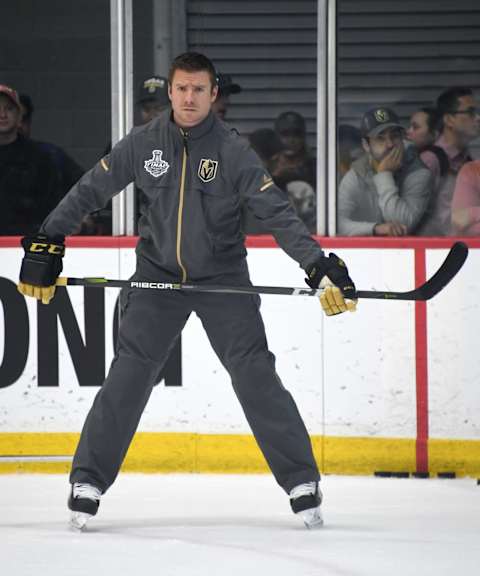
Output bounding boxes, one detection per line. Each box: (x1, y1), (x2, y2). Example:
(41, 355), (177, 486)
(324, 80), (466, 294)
(364, 127), (404, 162)
(0, 94), (21, 137)
(407, 111), (435, 150)
(279, 130), (305, 155)
(139, 100), (168, 124)
(212, 94), (229, 120)
(169, 69), (217, 129)
(445, 95), (480, 144)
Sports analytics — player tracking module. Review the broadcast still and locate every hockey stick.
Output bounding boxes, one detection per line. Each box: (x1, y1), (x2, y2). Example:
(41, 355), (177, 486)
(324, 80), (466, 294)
(56, 241), (468, 301)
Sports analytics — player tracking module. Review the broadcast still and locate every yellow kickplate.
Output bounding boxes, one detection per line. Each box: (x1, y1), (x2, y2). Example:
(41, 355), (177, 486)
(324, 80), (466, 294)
(0, 433), (478, 476)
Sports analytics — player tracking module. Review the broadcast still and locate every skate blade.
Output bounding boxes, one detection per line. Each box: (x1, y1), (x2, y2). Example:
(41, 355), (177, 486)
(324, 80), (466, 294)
(297, 507), (324, 529)
(69, 511), (92, 531)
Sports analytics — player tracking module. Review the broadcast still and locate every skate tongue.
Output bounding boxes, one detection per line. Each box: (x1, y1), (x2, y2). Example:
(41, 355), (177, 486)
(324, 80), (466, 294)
(73, 483), (101, 502)
(289, 481), (317, 500)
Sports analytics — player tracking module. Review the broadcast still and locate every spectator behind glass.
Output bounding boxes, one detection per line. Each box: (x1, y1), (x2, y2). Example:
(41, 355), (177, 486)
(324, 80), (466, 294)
(451, 160), (480, 235)
(274, 111), (316, 190)
(337, 106), (432, 236)
(273, 112), (317, 232)
(407, 106), (449, 192)
(249, 127), (286, 176)
(136, 76), (170, 124)
(212, 73), (242, 121)
(246, 127), (316, 233)
(19, 93), (84, 197)
(416, 86), (480, 235)
(338, 124), (363, 180)
(0, 84), (62, 235)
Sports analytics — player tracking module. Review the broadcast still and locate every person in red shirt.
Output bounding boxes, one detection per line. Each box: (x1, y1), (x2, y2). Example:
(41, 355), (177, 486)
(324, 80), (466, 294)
(416, 87), (480, 235)
(451, 160), (480, 235)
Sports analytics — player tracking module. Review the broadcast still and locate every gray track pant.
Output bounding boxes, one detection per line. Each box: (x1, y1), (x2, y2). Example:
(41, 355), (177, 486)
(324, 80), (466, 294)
(70, 279), (320, 494)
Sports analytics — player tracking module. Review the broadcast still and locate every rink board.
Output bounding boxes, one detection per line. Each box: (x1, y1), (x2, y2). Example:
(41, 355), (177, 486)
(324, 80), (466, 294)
(1, 237), (479, 475)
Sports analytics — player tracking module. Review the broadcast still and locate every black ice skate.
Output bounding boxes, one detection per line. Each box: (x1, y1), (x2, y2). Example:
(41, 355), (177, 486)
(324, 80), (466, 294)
(68, 483), (101, 531)
(289, 482), (323, 529)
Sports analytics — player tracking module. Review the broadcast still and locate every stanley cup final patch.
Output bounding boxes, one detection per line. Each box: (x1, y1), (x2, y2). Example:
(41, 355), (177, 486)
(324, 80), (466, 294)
(198, 158), (218, 183)
(144, 149), (170, 178)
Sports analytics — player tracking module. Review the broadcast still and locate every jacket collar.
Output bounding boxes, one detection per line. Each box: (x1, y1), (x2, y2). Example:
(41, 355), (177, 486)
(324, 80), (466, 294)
(170, 110), (215, 141)
(351, 153), (371, 178)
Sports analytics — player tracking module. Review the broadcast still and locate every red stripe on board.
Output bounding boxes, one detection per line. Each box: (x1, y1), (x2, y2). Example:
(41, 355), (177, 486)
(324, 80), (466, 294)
(0, 236), (137, 248)
(414, 247), (429, 474)
(2, 235), (480, 249)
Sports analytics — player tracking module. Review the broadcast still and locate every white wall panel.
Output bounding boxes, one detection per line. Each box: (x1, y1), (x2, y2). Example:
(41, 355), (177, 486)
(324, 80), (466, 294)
(0, 249), (120, 431)
(1, 244), (478, 442)
(427, 249), (480, 440)
(323, 249), (417, 438)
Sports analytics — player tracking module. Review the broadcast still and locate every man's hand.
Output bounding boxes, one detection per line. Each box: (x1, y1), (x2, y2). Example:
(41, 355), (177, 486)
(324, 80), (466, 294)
(373, 221), (407, 236)
(305, 253), (357, 316)
(17, 234), (65, 305)
(375, 145), (404, 173)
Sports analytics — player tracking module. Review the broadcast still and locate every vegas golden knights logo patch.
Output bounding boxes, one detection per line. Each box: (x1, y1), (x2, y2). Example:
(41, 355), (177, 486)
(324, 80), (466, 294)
(198, 158), (218, 183)
(374, 109), (389, 123)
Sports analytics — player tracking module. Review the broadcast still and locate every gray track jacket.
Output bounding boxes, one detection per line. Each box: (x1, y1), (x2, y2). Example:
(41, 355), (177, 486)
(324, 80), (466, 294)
(41, 110), (323, 281)
(337, 151), (433, 236)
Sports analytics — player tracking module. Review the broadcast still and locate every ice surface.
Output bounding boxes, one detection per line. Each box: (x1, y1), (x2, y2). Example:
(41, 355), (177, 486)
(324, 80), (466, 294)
(1, 473), (479, 576)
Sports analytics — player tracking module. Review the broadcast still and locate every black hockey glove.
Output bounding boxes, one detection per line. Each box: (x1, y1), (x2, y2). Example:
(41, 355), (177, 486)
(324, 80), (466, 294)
(17, 234), (65, 304)
(305, 253), (357, 316)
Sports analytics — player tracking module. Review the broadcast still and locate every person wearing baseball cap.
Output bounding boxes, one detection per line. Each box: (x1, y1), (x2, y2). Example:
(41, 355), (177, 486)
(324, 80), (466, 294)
(212, 73), (242, 120)
(0, 84), (21, 110)
(0, 83), (63, 234)
(337, 105), (433, 237)
(360, 107), (404, 139)
(273, 111), (316, 194)
(0, 84), (22, 145)
(137, 76), (170, 124)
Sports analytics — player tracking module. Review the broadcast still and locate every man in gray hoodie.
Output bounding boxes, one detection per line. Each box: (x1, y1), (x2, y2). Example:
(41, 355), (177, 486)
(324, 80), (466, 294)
(337, 107), (432, 236)
(17, 52), (357, 531)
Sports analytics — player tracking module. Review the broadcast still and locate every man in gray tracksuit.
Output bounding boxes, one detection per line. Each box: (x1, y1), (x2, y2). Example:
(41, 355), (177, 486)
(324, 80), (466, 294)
(17, 52), (357, 530)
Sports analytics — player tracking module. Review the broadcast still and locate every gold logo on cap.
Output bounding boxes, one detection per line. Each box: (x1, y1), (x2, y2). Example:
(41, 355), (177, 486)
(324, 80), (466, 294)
(374, 109), (389, 123)
(198, 158), (218, 183)
(143, 77), (165, 93)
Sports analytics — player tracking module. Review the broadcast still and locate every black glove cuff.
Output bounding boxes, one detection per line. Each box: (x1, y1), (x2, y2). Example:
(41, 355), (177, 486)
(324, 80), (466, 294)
(20, 254), (63, 286)
(305, 253), (357, 299)
(305, 257), (330, 289)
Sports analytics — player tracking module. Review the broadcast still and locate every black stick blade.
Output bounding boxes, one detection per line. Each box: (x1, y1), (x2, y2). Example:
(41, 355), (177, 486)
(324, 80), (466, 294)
(356, 241), (469, 301)
(415, 241), (468, 300)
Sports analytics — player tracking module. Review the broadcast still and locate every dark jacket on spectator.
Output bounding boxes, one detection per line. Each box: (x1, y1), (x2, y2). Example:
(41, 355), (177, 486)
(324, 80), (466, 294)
(0, 135), (62, 234)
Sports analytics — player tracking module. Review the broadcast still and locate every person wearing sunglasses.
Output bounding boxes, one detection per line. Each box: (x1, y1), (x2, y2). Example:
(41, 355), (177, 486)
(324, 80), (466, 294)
(417, 86), (480, 236)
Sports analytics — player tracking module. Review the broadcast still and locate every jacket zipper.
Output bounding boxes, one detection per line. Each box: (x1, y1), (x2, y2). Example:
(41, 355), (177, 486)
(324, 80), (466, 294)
(176, 130), (188, 282)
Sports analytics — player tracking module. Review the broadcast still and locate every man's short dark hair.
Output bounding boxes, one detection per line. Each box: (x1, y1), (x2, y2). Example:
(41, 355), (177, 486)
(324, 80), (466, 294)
(436, 86), (473, 131)
(168, 52), (217, 90)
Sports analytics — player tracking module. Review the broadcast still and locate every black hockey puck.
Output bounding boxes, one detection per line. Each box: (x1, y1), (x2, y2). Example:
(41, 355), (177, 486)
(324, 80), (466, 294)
(437, 472), (456, 479)
(412, 472), (429, 479)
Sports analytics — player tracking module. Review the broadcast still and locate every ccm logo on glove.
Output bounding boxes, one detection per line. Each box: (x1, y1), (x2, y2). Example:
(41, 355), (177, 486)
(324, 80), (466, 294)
(27, 242), (65, 255)
(17, 234), (65, 305)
